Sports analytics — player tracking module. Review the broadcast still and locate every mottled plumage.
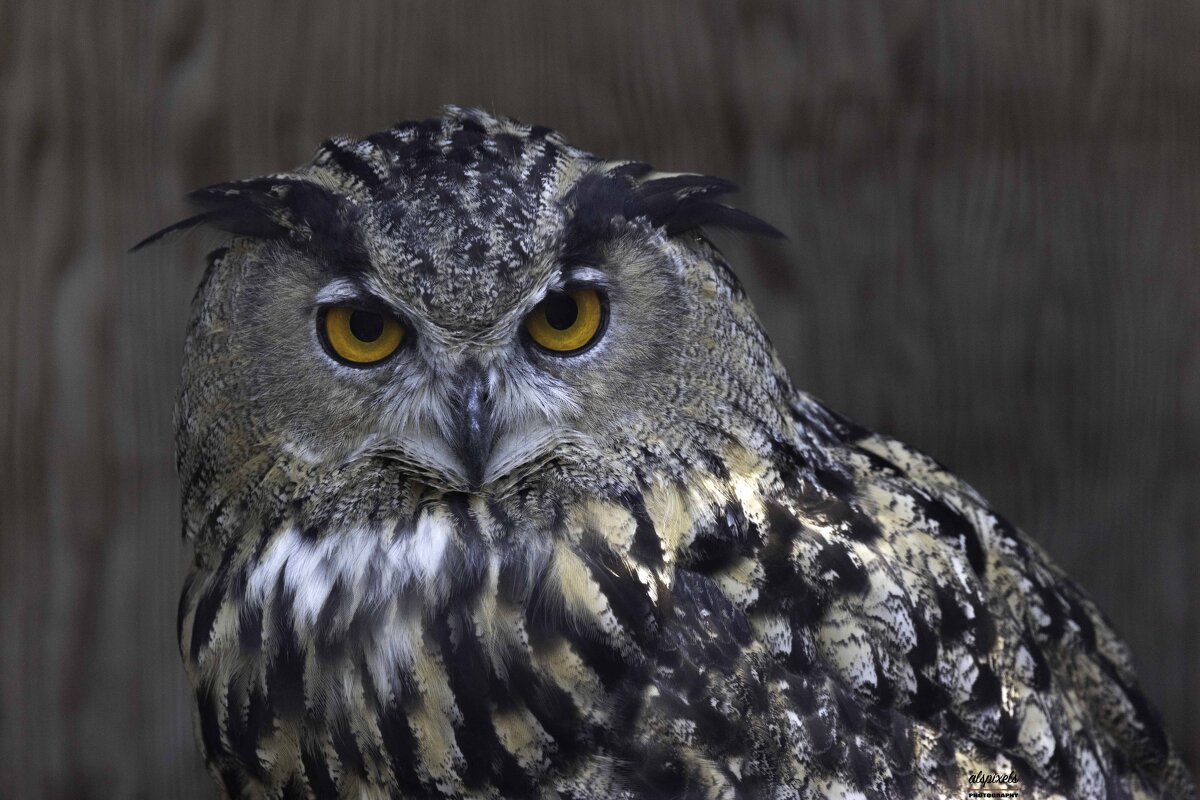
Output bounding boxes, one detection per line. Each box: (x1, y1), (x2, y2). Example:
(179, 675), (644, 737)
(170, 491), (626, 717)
(148, 108), (1194, 799)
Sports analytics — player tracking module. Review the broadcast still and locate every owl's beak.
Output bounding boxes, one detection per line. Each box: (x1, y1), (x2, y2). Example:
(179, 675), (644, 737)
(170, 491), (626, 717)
(451, 364), (496, 491)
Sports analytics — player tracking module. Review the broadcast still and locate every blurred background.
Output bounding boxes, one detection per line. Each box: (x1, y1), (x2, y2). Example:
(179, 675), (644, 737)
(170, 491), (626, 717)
(2, 1), (1196, 796)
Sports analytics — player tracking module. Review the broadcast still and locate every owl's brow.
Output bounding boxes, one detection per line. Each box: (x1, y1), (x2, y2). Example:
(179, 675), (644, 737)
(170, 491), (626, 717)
(553, 265), (611, 291)
(313, 278), (371, 306)
(310, 277), (427, 329)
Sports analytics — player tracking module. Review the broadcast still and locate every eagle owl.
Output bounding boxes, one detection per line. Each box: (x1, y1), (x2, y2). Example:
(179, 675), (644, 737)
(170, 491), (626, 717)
(143, 108), (1194, 799)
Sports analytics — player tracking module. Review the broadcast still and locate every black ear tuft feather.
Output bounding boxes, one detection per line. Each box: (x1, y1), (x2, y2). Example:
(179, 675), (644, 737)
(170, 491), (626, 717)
(131, 177), (368, 266)
(566, 168), (785, 258)
(626, 174), (785, 239)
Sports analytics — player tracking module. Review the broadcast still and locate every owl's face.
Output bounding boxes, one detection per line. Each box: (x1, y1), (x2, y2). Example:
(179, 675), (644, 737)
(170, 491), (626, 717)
(165, 109), (787, 522)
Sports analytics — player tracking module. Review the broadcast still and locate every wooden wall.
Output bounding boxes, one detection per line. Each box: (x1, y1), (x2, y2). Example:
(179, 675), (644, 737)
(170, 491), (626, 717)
(2, 1), (1196, 795)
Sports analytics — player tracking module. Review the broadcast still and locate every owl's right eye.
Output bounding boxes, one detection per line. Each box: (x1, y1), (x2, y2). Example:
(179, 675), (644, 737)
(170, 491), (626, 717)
(320, 306), (405, 365)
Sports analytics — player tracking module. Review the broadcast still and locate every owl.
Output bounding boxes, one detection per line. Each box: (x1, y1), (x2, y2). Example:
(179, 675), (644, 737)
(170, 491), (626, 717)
(141, 107), (1194, 799)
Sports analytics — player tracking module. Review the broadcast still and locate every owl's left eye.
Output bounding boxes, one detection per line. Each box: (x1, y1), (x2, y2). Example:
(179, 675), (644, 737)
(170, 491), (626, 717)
(525, 288), (606, 354)
(320, 306), (405, 365)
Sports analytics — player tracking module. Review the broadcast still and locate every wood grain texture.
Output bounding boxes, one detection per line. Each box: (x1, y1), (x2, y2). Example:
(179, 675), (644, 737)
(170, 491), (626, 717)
(1, 1), (1195, 796)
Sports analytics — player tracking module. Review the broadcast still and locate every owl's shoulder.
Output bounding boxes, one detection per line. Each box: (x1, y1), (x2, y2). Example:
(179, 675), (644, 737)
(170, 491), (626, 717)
(657, 390), (1190, 795)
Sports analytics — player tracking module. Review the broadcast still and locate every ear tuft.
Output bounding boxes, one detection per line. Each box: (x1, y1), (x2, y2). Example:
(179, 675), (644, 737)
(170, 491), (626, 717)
(568, 166), (785, 249)
(131, 177), (367, 264)
(627, 173), (785, 239)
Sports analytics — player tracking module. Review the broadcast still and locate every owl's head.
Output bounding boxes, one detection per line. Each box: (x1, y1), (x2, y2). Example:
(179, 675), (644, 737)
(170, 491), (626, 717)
(147, 108), (792, 535)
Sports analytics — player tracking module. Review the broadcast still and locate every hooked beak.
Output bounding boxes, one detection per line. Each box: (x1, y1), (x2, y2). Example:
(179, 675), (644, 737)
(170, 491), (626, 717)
(451, 364), (496, 491)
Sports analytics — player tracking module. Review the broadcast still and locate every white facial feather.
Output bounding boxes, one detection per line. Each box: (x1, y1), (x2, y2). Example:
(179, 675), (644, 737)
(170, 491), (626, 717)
(247, 512), (454, 629)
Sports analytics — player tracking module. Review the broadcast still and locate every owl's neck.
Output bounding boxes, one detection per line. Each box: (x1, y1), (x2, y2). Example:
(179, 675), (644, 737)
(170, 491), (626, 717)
(180, 460), (751, 794)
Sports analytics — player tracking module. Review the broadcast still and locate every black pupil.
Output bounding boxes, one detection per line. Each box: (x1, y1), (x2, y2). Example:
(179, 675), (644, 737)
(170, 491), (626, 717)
(348, 310), (385, 342)
(544, 293), (578, 330)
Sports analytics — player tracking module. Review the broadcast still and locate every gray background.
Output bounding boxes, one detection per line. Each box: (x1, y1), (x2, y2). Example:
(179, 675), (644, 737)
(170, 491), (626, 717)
(1, 1), (1196, 796)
